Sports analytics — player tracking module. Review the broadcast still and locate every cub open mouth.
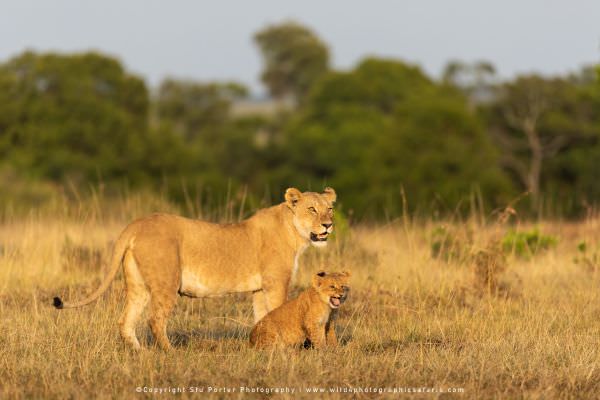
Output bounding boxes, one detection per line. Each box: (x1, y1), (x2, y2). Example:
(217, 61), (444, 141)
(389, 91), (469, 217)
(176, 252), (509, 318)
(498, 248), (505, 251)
(310, 232), (328, 242)
(329, 297), (341, 308)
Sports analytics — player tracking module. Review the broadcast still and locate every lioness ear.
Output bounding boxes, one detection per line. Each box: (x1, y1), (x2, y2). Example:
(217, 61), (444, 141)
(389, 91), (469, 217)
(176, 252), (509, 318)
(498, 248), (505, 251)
(312, 271), (326, 287)
(341, 270), (351, 277)
(323, 187), (336, 203)
(285, 187), (302, 207)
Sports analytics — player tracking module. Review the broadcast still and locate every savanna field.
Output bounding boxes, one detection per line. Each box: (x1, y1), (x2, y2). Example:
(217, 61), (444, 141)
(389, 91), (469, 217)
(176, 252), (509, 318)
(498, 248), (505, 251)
(2, 195), (600, 399)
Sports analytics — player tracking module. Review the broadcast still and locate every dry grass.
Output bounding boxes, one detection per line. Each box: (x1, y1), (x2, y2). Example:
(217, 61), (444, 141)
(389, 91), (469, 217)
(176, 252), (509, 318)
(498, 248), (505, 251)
(2, 201), (600, 399)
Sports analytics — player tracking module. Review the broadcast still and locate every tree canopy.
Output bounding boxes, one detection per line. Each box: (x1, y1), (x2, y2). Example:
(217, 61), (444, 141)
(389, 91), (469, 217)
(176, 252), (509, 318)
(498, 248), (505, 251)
(1, 22), (599, 219)
(482, 74), (600, 213)
(254, 21), (329, 103)
(0, 51), (149, 184)
(280, 58), (511, 216)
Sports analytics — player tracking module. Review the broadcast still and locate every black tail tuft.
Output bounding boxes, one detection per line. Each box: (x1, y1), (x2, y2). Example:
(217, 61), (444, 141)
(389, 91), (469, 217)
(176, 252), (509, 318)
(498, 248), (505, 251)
(53, 297), (64, 309)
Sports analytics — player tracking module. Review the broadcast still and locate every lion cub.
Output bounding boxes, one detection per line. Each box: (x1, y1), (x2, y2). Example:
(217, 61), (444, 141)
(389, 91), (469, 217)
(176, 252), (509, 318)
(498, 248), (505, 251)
(250, 271), (350, 349)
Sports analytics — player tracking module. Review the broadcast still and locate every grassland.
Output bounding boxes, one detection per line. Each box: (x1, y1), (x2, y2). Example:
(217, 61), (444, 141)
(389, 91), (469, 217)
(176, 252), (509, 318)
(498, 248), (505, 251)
(1, 197), (600, 399)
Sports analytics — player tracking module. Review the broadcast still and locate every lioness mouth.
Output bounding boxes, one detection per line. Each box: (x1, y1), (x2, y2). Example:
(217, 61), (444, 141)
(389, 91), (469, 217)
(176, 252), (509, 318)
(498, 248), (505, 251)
(329, 297), (342, 308)
(310, 232), (328, 242)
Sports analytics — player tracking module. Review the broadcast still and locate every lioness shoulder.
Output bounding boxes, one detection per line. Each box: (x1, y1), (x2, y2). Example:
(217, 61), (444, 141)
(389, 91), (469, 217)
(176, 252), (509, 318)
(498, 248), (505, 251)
(249, 271), (350, 349)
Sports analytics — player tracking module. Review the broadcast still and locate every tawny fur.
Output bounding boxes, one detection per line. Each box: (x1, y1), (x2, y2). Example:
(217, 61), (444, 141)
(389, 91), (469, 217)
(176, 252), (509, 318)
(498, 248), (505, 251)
(53, 188), (337, 350)
(250, 271), (350, 349)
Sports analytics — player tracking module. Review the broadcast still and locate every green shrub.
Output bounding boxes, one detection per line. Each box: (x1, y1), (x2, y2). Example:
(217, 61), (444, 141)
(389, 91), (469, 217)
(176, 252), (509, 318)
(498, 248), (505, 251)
(331, 207), (351, 242)
(573, 241), (600, 272)
(501, 228), (557, 258)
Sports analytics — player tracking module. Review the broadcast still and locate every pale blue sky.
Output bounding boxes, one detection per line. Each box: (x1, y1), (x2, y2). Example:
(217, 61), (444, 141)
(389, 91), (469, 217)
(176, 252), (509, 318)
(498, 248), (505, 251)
(1, 0), (599, 94)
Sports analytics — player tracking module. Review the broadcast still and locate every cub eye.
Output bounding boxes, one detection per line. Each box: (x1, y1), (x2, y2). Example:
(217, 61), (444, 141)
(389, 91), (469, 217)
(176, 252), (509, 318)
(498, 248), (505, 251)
(308, 207), (317, 214)
(329, 285), (336, 289)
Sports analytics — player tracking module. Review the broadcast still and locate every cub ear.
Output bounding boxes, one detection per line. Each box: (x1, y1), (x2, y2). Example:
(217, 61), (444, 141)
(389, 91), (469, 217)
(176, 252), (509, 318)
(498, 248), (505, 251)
(341, 270), (351, 277)
(323, 187), (337, 203)
(312, 271), (327, 287)
(285, 187), (302, 207)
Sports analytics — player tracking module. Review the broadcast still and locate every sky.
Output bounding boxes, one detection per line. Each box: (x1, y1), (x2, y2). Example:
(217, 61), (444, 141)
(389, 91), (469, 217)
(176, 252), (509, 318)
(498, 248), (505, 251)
(1, 0), (599, 94)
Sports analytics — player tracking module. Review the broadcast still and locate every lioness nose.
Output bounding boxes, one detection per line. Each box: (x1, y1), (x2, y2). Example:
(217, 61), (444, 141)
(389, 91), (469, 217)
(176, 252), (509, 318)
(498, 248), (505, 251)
(322, 223), (332, 229)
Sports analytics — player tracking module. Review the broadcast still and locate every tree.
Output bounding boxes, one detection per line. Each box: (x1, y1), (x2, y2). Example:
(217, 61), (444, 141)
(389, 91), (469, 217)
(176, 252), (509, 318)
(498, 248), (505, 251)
(155, 79), (247, 141)
(281, 58), (511, 217)
(0, 51), (150, 184)
(442, 60), (497, 104)
(541, 67), (600, 213)
(153, 78), (272, 198)
(483, 74), (599, 212)
(254, 21), (329, 103)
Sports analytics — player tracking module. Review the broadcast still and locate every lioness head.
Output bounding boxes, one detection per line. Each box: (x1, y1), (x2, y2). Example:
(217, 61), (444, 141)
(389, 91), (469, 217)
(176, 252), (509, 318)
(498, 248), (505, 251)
(285, 187), (336, 248)
(311, 271), (351, 309)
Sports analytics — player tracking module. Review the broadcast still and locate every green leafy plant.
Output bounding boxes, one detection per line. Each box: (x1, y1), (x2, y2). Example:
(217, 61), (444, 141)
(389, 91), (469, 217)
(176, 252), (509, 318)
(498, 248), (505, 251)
(501, 228), (557, 258)
(331, 207), (351, 242)
(573, 241), (600, 272)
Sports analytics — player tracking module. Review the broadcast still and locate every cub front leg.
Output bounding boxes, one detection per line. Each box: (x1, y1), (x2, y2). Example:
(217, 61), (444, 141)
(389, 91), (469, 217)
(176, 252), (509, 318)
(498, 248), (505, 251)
(305, 323), (326, 349)
(325, 319), (338, 346)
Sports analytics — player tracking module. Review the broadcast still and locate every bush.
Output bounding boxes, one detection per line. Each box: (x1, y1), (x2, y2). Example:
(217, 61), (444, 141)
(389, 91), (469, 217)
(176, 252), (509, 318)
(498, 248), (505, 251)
(573, 241), (600, 272)
(501, 228), (557, 258)
(330, 207), (351, 242)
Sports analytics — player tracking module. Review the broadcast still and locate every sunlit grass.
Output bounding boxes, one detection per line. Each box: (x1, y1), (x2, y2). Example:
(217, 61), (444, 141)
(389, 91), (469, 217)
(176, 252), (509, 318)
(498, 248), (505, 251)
(1, 199), (600, 398)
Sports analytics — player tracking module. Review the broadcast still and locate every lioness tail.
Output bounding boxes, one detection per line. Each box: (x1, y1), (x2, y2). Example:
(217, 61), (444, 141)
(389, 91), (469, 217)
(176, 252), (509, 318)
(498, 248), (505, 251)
(53, 229), (132, 309)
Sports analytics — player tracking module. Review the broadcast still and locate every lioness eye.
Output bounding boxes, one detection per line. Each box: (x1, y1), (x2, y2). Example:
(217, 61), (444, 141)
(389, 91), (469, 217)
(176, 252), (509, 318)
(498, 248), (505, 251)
(330, 285), (335, 289)
(308, 207), (317, 214)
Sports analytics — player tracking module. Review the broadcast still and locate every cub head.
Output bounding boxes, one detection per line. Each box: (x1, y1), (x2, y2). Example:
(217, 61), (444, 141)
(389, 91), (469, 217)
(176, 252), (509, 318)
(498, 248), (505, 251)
(311, 271), (351, 309)
(285, 187), (336, 248)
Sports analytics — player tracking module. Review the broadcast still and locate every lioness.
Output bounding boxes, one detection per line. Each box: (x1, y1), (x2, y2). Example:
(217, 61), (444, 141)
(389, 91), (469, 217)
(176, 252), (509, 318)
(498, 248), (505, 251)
(53, 187), (336, 350)
(250, 271), (350, 349)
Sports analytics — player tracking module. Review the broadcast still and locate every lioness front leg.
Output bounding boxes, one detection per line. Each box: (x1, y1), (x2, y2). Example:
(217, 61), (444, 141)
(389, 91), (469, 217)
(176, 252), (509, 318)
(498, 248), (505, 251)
(263, 286), (287, 313)
(262, 275), (289, 313)
(252, 290), (268, 323)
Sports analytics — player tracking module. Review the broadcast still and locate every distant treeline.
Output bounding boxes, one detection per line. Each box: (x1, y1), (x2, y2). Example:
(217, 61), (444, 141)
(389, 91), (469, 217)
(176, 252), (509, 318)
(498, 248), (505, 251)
(0, 22), (599, 219)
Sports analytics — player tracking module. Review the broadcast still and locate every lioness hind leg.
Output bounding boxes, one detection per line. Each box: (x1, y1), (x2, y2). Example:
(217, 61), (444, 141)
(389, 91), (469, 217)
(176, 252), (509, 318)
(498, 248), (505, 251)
(119, 251), (149, 350)
(149, 292), (177, 351)
(132, 238), (181, 351)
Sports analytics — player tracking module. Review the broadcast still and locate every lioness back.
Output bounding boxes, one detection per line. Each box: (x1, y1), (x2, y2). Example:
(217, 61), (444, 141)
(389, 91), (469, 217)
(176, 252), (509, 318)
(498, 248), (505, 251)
(250, 271), (350, 349)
